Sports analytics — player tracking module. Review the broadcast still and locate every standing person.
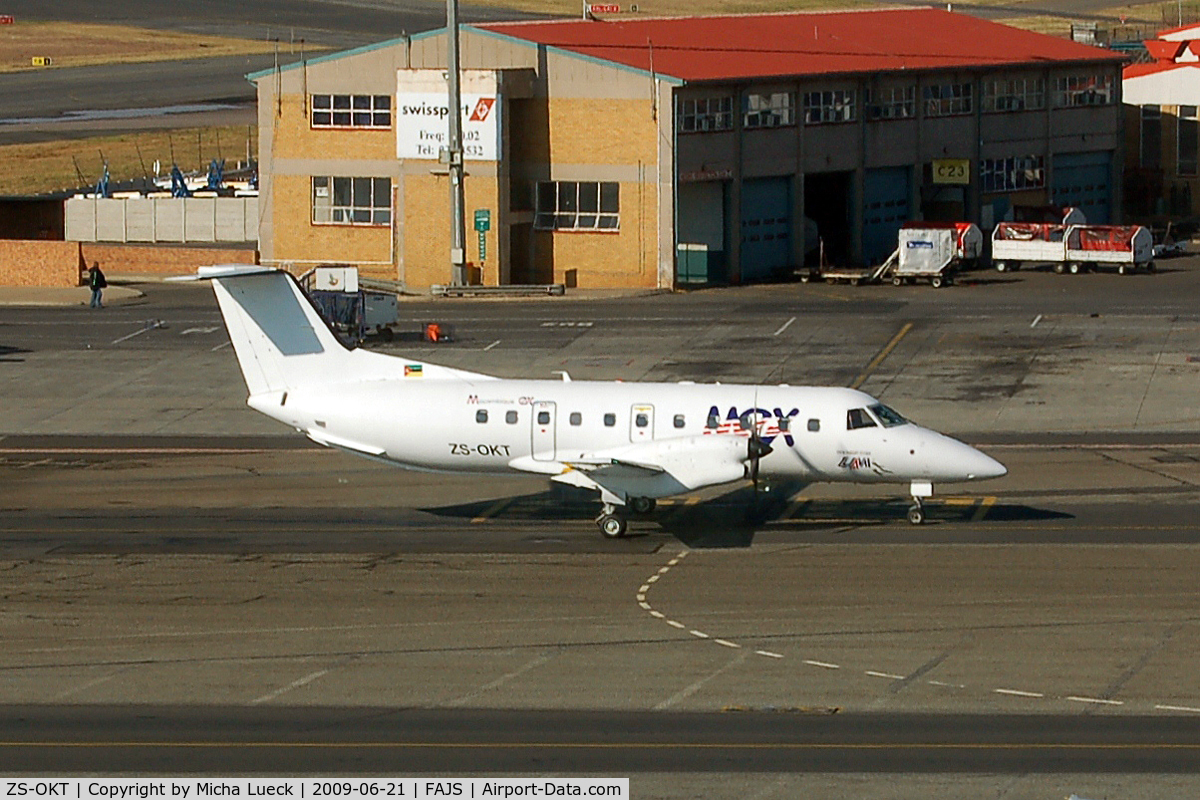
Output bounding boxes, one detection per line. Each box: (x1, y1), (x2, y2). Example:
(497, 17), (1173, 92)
(88, 261), (107, 308)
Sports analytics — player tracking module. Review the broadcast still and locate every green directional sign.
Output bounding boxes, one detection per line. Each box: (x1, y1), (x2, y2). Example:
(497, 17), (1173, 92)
(473, 208), (491, 232)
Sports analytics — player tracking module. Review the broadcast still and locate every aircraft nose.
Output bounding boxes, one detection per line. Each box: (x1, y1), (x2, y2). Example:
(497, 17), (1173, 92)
(964, 446), (1007, 480)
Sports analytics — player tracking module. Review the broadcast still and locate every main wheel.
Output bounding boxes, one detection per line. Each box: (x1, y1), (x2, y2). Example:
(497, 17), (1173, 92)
(629, 496), (656, 515)
(906, 504), (925, 525)
(597, 514), (627, 539)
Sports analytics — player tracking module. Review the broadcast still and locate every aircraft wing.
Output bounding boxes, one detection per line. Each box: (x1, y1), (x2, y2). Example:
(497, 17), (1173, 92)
(550, 434), (750, 500)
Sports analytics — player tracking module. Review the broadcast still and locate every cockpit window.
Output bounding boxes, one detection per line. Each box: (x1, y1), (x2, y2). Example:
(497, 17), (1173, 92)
(868, 403), (907, 428)
(847, 408), (877, 430)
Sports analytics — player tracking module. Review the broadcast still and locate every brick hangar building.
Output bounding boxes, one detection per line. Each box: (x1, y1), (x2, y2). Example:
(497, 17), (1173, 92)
(250, 9), (1125, 291)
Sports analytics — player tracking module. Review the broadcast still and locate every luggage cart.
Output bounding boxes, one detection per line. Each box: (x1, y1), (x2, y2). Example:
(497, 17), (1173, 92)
(302, 265), (399, 345)
(890, 222), (982, 288)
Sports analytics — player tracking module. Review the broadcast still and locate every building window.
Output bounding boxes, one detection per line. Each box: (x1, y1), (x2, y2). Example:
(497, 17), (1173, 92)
(535, 182), (619, 231)
(311, 177), (391, 225)
(866, 86), (915, 120)
(743, 92), (795, 128)
(923, 82), (972, 116)
(980, 156), (1045, 193)
(981, 78), (1045, 112)
(677, 96), (734, 132)
(1054, 73), (1114, 107)
(1141, 105), (1162, 170)
(311, 94), (391, 128)
(1179, 106), (1197, 176)
(803, 89), (855, 124)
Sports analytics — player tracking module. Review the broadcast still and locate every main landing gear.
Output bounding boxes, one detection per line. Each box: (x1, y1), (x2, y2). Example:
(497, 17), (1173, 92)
(596, 507), (628, 538)
(595, 496), (657, 538)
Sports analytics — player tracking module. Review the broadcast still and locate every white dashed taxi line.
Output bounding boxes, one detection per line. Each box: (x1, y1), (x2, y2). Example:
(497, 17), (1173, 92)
(637, 549), (1200, 714)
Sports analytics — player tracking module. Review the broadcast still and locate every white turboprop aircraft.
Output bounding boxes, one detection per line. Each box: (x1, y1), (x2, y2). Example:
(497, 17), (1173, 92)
(198, 265), (1006, 538)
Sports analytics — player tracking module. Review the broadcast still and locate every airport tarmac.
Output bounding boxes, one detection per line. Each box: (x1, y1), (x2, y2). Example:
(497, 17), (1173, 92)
(2, 263), (1200, 796)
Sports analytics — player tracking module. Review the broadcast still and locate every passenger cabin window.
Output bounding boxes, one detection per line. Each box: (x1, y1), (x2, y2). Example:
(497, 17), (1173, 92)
(635, 413), (650, 428)
(604, 413), (616, 427)
(706, 412), (720, 429)
(537, 411), (550, 425)
(569, 412), (582, 426)
(868, 403), (908, 427)
(808, 418), (820, 432)
(506, 410), (518, 424)
(475, 410), (488, 423)
(847, 408), (877, 430)
(673, 414), (686, 429)
(778, 417), (791, 432)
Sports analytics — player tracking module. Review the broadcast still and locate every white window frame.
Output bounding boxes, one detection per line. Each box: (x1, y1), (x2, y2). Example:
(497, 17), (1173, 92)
(1179, 105), (1198, 177)
(743, 92), (795, 128)
(535, 181), (619, 231)
(866, 85), (915, 120)
(803, 89), (856, 124)
(677, 96), (734, 133)
(923, 82), (973, 117)
(311, 94), (392, 129)
(311, 176), (392, 225)
(981, 77), (1045, 112)
(1053, 73), (1114, 108)
(1141, 104), (1162, 170)
(980, 155), (1045, 193)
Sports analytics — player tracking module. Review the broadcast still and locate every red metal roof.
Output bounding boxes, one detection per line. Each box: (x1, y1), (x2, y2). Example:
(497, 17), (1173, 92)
(1124, 61), (1200, 78)
(477, 9), (1122, 82)
(1144, 38), (1187, 61)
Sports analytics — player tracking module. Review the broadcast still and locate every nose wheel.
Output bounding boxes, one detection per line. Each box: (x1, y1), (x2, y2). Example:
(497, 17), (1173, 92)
(906, 498), (925, 525)
(596, 504), (628, 538)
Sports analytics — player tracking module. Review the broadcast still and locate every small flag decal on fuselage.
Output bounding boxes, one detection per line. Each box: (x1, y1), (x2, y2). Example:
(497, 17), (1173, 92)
(405, 364), (423, 377)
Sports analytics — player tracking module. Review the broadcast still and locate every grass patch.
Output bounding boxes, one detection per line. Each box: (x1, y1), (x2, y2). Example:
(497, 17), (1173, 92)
(0, 21), (289, 73)
(0, 126), (258, 196)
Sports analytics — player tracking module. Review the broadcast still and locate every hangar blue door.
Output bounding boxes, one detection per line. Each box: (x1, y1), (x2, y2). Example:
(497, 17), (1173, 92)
(1052, 151), (1111, 223)
(739, 177), (791, 282)
(863, 166), (911, 265)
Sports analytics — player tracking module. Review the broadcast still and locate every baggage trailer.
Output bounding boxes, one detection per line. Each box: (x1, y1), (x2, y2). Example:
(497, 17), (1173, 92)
(798, 250), (896, 286)
(1065, 225), (1154, 274)
(303, 265), (399, 344)
(993, 222), (1154, 275)
(890, 222), (982, 288)
(991, 207), (1086, 273)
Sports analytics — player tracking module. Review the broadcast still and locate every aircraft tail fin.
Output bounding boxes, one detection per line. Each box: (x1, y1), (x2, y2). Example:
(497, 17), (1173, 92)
(201, 265), (493, 397)
(207, 265), (350, 396)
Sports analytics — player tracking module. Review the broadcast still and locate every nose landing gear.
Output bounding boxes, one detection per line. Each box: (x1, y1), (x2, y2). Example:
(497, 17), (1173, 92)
(907, 480), (933, 525)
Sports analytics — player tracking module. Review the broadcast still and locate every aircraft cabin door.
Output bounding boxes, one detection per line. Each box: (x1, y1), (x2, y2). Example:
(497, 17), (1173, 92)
(630, 404), (655, 442)
(531, 401), (557, 461)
